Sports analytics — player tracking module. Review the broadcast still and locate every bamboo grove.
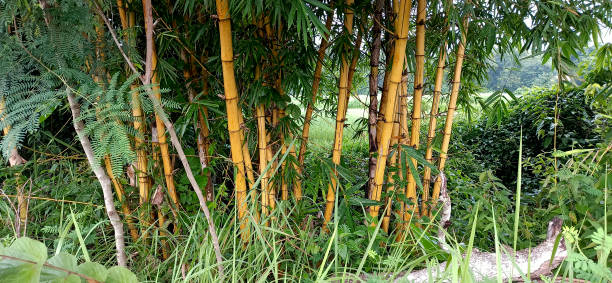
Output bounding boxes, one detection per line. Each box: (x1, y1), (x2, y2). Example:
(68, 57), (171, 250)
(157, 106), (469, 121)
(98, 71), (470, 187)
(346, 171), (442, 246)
(0, 0), (609, 269)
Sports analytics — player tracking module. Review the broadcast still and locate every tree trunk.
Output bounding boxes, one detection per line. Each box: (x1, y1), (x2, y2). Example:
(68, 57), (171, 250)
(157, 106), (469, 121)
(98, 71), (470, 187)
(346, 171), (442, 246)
(403, 0), (426, 223)
(323, 0), (356, 229)
(142, 0), (180, 210)
(431, 17), (469, 204)
(421, 43), (446, 217)
(369, 0), (412, 220)
(67, 92), (127, 267)
(367, 0), (384, 200)
(215, 0), (251, 241)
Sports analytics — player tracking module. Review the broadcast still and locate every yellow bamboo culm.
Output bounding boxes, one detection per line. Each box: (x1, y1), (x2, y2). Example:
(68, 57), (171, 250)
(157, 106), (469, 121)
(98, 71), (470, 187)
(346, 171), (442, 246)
(297, 11), (334, 201)
(215, 0), (251, 241)
(395, 70), (409, 223)
(104, 157), (139, 242)
(403, 0), (426, 223)
(322, 0), (355, 230)
(265, 116), (276, 211)
(238, 112), (256, 190)
(431, 17), (470, 207)
(375, 0), (400, 146)
(369, 0), (412, 221)
(118, 0), (151, 235)
(142, 0), (180, 210)
(345, 30), (363, 118)
(421, 43), (447, 217)
(382, 87), (401, 233)
(256, 104), (270, 218)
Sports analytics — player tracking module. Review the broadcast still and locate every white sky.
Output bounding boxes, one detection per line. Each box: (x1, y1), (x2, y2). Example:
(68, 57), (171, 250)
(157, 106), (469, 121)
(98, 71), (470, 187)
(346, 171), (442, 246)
(600, 27), (612, 44)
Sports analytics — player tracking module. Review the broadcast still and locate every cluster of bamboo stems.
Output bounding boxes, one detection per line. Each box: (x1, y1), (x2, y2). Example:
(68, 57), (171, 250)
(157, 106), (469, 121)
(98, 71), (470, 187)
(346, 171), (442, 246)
(1, 0), (472, 268)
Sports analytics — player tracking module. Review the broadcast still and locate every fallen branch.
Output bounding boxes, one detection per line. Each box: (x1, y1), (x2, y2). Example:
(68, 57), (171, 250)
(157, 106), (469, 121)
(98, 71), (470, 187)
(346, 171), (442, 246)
(360, 172), (567, 282)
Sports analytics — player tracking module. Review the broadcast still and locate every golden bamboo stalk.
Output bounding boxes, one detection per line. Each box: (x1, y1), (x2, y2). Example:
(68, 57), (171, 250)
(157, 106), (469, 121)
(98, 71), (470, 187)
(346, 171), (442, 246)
(369, 0), (412, 220)
(256, 104), (270, 218)
(238, 112), (256, 190)
(215, 0), (251, 241)
(375, 0), (399, 146)
(396, 69), (409, 223)
(104, 157), (139, 242)
(345, 29), (363, 117)
(142, 0), (180, 210)
(119, 0), (151, 233)
(382, 87), (401, 233)
(421, 42), (447, 217)
(296, 11), (334, 201)
(323, 0), (356, 229)
(431, 17), (470, 206)
(403, 0), (426, 223)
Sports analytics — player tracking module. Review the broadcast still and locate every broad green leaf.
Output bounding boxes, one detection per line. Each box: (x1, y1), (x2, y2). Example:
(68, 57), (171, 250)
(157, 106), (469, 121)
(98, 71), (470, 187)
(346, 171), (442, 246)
(40, 253), (80, 283)
(0, 237), (48, 283)
(77, 262), (107, 282)
(106, 266), (138, 283)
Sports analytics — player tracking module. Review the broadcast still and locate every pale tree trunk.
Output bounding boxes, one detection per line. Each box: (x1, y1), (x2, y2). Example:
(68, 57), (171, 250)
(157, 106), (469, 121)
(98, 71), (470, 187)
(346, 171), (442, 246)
(67, 92), (127, 267)
(369, 0), (412, 220)
(323, 0), (356, 229)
